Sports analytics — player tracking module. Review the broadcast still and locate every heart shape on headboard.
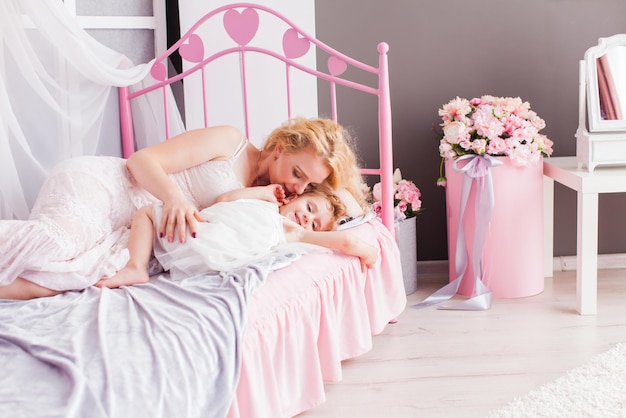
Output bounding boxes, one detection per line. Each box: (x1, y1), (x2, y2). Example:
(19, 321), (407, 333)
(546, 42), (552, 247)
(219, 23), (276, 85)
(179, 34), (204, 63)
(283, 29), (310, 59)
(223, 8), (259, 46)
(150, 61), (166, 81)
(327, 55), (347, 76)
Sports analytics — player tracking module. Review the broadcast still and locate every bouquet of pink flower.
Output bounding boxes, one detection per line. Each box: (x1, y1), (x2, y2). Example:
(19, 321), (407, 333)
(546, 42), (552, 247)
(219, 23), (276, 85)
(371, 168), (421, 222)
(438, 95), (554, 170)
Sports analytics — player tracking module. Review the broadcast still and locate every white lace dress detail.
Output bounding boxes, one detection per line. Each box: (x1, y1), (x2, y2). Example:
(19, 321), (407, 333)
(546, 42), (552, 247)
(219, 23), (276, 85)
(0, 138), (247, 291)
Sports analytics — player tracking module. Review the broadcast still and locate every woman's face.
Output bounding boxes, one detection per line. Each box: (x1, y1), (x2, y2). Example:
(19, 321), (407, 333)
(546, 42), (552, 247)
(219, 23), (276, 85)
(270, 146), (331, 196)
(279, 194), (334, 232)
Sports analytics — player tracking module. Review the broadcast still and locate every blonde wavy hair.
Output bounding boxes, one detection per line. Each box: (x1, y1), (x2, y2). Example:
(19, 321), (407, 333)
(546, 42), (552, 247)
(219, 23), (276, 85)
(263, 117), (369, 210)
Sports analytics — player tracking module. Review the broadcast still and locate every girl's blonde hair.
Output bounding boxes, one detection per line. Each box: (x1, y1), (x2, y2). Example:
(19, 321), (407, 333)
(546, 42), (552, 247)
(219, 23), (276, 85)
(263, 117), (369, 210)
(302, 183), (347, 230)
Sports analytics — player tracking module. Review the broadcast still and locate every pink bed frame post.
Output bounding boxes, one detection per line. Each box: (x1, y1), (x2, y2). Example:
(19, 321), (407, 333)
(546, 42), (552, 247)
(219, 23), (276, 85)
(119, 86), (134, 159)
(377, 42), (394, 235)
(239, 50), (251, 139)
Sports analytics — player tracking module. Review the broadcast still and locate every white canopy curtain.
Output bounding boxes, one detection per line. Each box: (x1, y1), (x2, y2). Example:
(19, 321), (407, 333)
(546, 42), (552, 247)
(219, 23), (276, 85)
(0, 0), (153, 220)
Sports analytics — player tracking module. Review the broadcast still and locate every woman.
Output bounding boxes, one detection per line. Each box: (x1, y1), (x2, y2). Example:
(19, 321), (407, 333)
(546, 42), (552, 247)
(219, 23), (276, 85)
(0, 117), (367, 300)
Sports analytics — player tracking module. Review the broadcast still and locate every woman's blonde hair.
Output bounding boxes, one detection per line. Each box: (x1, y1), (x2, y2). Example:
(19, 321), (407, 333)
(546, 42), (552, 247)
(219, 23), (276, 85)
(263, 117), (369, 210)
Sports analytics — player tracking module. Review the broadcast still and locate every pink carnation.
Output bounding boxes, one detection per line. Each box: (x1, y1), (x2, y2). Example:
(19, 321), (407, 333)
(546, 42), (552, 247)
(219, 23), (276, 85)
(370, 171), (422, 222)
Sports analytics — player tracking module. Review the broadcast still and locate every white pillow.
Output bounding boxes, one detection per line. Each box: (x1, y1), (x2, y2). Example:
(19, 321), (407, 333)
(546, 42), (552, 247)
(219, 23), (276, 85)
(334, 188), (364, 218)
(336, 210), (376, 230)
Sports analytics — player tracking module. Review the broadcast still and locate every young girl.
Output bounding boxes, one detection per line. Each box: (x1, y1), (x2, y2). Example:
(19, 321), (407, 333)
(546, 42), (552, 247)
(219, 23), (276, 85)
(96, 184), (378, 289)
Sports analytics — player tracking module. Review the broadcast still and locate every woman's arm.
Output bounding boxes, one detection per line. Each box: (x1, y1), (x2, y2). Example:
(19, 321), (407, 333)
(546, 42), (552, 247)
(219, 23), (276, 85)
(126, 125), (243, 243)
(216, 184), (285, 205)
(283, 220), (378, 272)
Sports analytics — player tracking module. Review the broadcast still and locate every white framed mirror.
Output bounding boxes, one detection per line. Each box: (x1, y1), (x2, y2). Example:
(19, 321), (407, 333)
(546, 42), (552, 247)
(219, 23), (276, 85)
(586, 35), (626, 132)
(577, 34), (626, 171)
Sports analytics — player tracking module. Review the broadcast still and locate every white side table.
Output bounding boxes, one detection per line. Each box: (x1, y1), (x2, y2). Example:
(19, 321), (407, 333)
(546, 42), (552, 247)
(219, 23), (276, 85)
(543, 156), (626, 315)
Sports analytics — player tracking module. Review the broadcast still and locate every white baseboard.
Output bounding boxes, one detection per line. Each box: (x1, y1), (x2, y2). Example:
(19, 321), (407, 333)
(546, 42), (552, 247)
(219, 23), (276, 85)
(554, 253), (626, 271)
(417, 253), (626, 279)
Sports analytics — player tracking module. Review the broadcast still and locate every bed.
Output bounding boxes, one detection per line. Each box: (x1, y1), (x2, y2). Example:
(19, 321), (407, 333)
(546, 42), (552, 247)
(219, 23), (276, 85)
(0, 3), (406, 418)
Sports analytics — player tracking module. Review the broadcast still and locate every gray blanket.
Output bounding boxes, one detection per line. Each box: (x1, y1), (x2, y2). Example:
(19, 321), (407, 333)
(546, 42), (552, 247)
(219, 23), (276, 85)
(0, 255), (291, 418)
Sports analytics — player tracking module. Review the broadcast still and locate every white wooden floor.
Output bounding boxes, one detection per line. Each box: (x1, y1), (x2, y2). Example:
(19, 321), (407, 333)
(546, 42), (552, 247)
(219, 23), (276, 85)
(299, 268), (626, 417)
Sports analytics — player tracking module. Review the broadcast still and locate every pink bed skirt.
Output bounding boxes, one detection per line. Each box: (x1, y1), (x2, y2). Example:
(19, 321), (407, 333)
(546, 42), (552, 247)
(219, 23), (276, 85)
(226, 220), (407, 418)
(445, 157), (544, 299)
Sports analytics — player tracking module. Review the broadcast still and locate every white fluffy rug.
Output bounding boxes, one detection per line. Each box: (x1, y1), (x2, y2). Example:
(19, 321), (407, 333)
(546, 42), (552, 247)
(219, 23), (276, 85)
(489, 343), (626, 418)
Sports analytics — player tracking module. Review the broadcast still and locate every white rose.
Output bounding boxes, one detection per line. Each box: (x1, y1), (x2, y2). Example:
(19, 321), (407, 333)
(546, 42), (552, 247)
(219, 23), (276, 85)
(443, 121), (466, 144)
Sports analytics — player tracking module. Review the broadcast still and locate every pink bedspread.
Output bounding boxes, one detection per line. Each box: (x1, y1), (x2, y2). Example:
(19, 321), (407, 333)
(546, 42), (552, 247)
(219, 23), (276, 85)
(227, 219), (407, 418)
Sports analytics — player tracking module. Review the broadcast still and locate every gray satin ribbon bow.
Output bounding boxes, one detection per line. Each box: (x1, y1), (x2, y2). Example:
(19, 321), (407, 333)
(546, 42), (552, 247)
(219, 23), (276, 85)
(412, 154), (503, 311)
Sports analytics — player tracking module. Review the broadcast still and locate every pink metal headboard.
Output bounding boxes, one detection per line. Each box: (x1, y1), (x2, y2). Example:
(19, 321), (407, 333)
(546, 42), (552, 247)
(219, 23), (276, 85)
(118, 3), (394, 232)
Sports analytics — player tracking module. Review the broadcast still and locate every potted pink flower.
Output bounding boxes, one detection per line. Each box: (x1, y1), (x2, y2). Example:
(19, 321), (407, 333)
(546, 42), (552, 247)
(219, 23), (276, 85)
(370, 168), (422, 223)
(370, 168), (421, 295)
(433, 95), (552, 303)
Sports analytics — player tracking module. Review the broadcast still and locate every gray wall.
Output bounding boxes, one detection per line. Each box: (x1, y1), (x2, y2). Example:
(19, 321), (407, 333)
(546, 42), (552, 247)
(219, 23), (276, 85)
(315, 0), (626, 261)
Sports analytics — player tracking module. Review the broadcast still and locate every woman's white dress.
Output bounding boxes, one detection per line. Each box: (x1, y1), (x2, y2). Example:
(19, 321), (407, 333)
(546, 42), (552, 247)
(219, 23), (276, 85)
(152, 199), (286, 282)
(0, 138), (248, 291)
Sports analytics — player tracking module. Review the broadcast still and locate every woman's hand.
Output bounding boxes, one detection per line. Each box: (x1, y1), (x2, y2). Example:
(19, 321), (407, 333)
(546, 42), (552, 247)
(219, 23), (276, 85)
(159, 195), (204, 243)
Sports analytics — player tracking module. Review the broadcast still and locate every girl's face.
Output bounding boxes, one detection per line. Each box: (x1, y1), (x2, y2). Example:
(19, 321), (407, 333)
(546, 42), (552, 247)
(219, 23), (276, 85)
(279, 194), (334, 232)
(270, 146), (331, 197)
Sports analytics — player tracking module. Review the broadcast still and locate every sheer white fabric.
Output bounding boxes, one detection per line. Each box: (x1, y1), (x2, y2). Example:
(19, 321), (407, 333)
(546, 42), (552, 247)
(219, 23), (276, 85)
(0, 0), (196, 289)
(0, 0), (153, 220)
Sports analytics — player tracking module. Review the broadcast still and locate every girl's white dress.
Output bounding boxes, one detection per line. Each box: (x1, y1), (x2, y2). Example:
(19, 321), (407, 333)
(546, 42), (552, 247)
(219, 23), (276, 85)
(0, 138), (248, 291)
(152, 199), (286, 281)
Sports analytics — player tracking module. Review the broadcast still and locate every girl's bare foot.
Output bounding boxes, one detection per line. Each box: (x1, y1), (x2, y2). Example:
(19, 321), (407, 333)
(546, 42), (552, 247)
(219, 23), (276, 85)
(95, 265), (149, 289)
